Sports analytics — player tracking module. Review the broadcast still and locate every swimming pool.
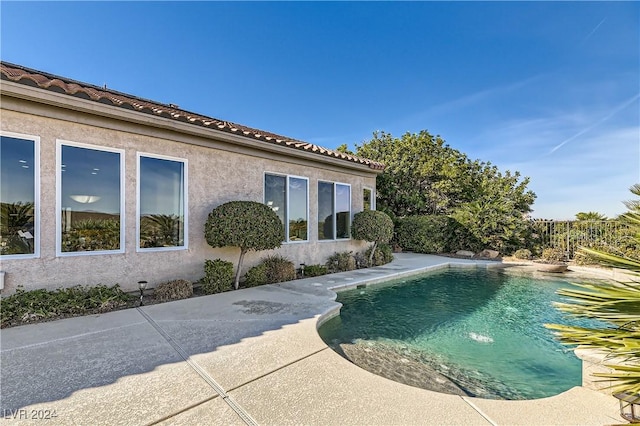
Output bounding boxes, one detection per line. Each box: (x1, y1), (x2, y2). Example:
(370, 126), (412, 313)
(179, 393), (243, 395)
(318, 267), (600, 400)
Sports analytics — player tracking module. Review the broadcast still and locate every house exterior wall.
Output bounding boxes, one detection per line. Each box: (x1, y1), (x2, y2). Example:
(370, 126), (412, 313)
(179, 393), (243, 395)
(0, 100), (377, 294)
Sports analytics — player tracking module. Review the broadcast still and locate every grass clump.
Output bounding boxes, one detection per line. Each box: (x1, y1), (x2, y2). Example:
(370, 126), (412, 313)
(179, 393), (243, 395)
(244, 255), (296, 287)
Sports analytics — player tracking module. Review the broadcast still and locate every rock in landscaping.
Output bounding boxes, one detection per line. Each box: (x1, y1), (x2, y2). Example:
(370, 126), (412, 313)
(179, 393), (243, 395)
(477, 249), (500, 259)
(455, 250), (475, 258)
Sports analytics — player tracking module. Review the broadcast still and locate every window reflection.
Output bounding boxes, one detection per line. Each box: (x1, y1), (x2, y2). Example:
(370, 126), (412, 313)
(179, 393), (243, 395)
(139, 156), (186, 249)
(318, 181), (335, 240)
(60, 144), (122, 253)
(288, 177), (308, 241)
(363, 188), (373, 211)
(318, 182), (351, 240)
(265, 174), (286, 230)
(1, 136), (36, 256)
(336, 184), (351, 239)
(265, 174), (308, 242)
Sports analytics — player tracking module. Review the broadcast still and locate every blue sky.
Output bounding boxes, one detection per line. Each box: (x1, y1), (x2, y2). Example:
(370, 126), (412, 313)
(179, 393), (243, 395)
(2, 1), (638, 219)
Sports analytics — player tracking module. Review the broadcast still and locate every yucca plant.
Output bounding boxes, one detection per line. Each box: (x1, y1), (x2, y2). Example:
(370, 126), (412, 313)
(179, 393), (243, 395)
(546, 185), (640, 395)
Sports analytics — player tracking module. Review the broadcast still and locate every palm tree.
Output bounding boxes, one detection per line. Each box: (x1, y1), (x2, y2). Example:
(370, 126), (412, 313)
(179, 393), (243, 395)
(546, 185), (640, 395)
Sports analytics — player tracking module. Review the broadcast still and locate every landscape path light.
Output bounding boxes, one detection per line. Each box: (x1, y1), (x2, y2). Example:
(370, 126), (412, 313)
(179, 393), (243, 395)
(138, 281), (147, 306)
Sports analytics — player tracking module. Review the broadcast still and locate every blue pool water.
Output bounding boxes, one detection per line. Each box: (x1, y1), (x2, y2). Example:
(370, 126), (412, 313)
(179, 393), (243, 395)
(318, 268), (600, 400)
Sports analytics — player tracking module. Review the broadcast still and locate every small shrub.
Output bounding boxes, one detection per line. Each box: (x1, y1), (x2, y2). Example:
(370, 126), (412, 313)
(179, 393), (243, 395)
(513, 249), (532, 260)
(326, 251), (356, 273)
(154, 279), (193, 302)
(262, 255), (296, 283)
(302, 264), (328, 277)
(540, 247), (566, 262)
(354, 251), (368, 269)
(202, 259), (234, 294)
(244, 264), (268, 287)
(244, 255), (296, 287)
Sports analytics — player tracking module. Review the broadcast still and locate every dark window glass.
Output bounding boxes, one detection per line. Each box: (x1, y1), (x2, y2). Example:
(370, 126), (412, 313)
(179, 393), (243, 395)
(1, 136), (36, 256)
(139, 156), (186, 249)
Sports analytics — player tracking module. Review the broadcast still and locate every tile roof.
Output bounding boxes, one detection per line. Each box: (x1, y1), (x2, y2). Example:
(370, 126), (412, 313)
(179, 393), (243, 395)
(0, 62), (384, 171)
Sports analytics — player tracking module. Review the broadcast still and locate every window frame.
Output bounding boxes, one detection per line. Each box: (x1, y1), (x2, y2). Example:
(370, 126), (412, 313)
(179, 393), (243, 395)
(264, 172), (309, 244)
(0, 131), (40, 260)
(56, 140), (125, 257)
(318, 180), (352, 241)
(136, 152), (188, 252)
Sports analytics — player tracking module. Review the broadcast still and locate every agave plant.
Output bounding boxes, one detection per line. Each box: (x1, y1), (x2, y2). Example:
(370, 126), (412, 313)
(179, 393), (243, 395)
(546, 185), (640, 395)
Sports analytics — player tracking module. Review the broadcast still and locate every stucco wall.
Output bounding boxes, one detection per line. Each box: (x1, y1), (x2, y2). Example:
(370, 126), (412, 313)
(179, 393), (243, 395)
(1, 105), (377, 293)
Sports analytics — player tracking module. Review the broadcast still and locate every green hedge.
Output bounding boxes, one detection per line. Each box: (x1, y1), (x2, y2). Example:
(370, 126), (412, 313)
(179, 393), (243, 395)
(395, 215), (479, 253)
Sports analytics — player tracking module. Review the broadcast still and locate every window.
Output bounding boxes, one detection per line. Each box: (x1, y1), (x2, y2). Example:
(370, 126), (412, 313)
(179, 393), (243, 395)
(57, 141), (124, 255)
(264, 173), (308, 242)
(363, 187), (375, 210)
(318, 181), (351, 240)
(138, 154), (187, 250)
(1, 133), (39, 258)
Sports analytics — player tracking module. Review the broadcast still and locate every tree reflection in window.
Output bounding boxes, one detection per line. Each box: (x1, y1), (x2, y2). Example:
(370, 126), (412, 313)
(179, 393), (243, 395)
(139, 155), (186, 249)
(60, 143), (122, 253)
(265, 174), (308, 242)
(318, 181), (351, 240)
(1, 135), (37, 256)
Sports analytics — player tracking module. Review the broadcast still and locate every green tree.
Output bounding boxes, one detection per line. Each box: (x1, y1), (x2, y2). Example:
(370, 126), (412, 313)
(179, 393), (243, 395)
(351, 210), (394, 263)
(546, 184), (640, 395)
(355, 131), (471, 216)
(336, 143), (354, 155)
(451, 165), (535, 253)
(205, 201), (284, 289)
(575, 211), (608, 221)
(355, 130), (536, 253)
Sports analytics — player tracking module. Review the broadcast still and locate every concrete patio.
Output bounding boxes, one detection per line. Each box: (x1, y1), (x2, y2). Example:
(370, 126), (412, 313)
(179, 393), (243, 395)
(0, 253), (620, 425)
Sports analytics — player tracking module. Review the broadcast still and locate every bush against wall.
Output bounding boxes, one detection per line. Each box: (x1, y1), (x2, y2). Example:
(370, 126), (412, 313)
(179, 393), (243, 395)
(302, 264), (328, 277)
(244, 255), (296, 287)
(205, 201), (284, 289)
(153, 279), (193, 302)
(395, 215), (478, 253)
(202, 259), (234, 294)
(326, 251), (357, 273)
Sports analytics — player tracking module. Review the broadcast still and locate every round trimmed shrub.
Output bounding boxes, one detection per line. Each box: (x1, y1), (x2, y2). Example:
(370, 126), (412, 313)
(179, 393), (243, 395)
(205, 201), (284, 289)
(352, 210), (394, 263)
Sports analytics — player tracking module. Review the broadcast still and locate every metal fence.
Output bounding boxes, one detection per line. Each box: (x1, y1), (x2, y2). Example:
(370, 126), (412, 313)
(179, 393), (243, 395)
(532, 220), (632, 259)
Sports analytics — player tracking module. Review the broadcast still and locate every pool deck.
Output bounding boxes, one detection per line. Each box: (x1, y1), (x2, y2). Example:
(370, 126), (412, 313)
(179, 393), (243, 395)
(0, 253), (620, 425)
